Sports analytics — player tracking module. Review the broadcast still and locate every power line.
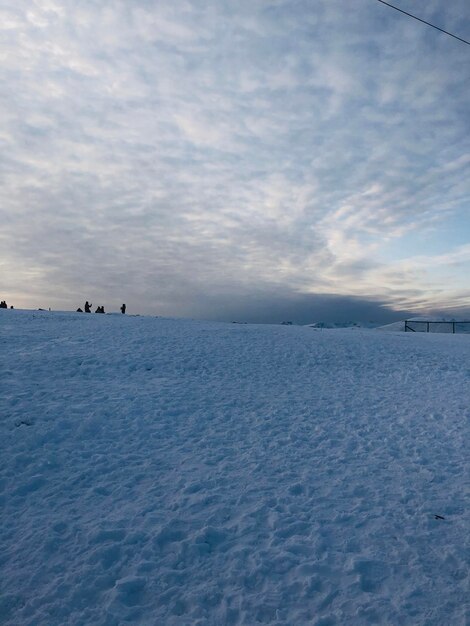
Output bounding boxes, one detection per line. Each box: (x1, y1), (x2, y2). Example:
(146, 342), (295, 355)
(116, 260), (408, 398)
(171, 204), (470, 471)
(375, 0), (470, 46)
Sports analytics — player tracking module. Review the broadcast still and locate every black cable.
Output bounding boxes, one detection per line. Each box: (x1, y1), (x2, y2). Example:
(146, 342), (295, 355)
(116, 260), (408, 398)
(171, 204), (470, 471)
(375, 0), (470, 46)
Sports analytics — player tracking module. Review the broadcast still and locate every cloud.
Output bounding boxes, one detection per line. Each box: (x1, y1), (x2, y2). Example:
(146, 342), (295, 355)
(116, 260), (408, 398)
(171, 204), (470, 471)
(1, 0), (469, 319)
(148, 288), (415, 326)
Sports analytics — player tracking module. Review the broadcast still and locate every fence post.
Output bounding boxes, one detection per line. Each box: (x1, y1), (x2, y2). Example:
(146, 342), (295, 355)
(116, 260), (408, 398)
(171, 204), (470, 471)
(453, 322), (455, 334)
(427, 322), (430, 333)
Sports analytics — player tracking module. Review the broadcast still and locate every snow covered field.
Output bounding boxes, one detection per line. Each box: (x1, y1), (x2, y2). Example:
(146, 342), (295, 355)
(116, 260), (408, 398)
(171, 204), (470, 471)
(1, 310), (468, 625)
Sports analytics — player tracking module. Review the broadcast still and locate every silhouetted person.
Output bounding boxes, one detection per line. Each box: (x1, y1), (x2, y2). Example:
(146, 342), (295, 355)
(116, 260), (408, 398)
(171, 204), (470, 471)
(76, 307), (83, 312)
(0, 300), (7, 309)
(95, 306), (105, 314)
(120, 303), (126, 314)
(84, 301), (92, 313)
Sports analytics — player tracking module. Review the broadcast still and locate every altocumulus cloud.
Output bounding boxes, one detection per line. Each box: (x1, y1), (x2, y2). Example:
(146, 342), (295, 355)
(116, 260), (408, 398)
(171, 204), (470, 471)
(0, 0), (469, 320)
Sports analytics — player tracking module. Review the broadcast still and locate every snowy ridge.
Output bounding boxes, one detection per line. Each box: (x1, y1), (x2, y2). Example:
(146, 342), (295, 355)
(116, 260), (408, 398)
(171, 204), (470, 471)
(306, 321), (381, 329)
(1, 310), (469, 625)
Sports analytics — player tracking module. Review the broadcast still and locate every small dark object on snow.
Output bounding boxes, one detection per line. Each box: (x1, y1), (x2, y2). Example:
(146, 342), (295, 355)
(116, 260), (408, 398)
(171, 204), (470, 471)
(434, 514), (445, 520)
(121, 303), (126, 314)
(95, 306), (105, 313)
(15, 419), (33, 427)
(0, 300), (7, 309)
(84, 301), (92, 313)
(76, 307), (83, 312)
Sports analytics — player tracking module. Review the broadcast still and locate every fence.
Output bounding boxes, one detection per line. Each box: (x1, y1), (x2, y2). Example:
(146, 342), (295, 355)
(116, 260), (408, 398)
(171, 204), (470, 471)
(404, 320), (470, 334)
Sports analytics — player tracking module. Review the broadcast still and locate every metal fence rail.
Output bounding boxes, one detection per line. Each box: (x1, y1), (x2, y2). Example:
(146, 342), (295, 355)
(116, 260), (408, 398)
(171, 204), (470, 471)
(404, 320), (470, 334)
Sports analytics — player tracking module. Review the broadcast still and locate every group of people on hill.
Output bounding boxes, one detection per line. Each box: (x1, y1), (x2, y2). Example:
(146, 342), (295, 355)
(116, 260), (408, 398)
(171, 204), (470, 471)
(76, 302), (126, 314)
(1, 299), (126, 314)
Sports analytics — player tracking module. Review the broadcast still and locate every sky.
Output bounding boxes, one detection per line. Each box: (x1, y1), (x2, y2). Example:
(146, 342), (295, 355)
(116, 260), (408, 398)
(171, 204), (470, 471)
(1, 0), (469, 322)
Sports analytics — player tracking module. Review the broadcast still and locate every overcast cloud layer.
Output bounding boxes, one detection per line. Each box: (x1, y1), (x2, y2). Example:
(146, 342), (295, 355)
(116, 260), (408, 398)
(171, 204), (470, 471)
(1, 0), (469, 321)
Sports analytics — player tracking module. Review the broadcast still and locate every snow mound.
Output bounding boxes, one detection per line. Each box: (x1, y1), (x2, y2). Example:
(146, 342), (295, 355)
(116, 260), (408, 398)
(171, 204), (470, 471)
(1, 309), (469, 625)
(306, 320), (381, 329)
(377, 320), (406, 331)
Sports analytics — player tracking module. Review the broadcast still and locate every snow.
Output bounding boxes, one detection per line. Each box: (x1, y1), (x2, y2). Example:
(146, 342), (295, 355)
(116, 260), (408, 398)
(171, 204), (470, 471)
(378, 318), (470, 333)
(306, 321), (381, 330)
(378, 320), (407, 332)
(1, 309), (469, 625)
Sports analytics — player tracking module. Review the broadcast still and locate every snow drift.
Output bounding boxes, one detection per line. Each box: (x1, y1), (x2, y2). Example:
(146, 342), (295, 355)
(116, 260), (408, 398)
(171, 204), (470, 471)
(1, 310), (468, 625)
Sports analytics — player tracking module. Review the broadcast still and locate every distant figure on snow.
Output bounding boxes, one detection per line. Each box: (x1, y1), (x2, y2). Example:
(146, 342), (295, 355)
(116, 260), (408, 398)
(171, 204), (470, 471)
(84, 301), (92, 313)
(95, 306), (105, 314)
(0, 300), (7, 309)
(120, 303), (126, 314)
